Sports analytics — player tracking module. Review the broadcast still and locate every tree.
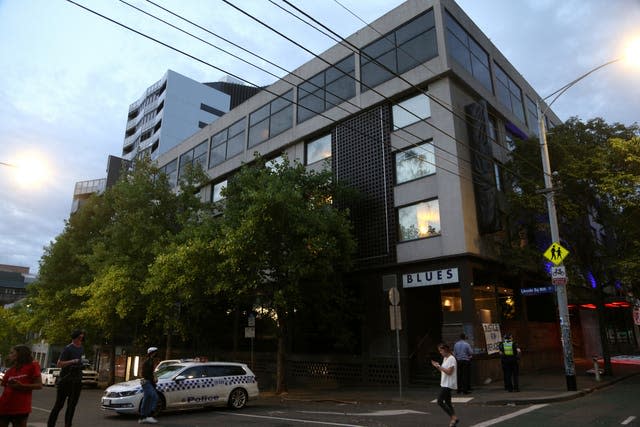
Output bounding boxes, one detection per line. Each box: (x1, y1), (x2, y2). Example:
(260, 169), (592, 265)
(214, 156), (356, 394)
(504, 117), (640, 373)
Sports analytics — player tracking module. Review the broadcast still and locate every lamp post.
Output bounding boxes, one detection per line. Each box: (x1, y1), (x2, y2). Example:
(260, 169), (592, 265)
(536, 57), (622, 392)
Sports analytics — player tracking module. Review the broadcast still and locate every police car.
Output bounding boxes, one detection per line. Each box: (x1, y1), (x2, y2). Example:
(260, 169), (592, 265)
(101, 362), (258, 414)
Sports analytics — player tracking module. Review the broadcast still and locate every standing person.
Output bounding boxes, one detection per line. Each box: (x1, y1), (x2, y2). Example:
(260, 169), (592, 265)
(139, 347), (159, 424)
(453, 333), (473, 394)
(499, 333), (522, 392)
(0, 345), (43, 427)
(47, 330), (85, 427)
(431, 343), (459, 427)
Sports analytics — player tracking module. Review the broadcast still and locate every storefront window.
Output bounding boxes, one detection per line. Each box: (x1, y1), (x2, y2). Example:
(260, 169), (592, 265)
(441, 288), (462, 312)
(474, 285), (515, 323)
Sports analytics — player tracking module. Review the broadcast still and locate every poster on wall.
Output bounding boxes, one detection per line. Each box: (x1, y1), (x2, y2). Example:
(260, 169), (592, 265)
(482, 323), (502, 354)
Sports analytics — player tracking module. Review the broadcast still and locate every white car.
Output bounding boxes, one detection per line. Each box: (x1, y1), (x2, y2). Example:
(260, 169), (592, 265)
(101, 362), (258, 415)
(41, 368), (61, 386)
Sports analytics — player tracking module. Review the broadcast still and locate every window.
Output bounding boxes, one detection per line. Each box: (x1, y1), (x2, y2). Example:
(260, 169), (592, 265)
(361, 10), (437, 91)
(444, 11), (492, 92)
(248, 91), (293, 147)
(305, 134), (331, 165)
(178, 140), (208, 180)
(395, 141), (435, 184)
(398, 199), (441, 241)
(525, 96), (539, 136)
(494, 64), (525, 122)
(297, 56), (355, 123)
(266, 155), (285, 171)
(392, 93), (431, 130)
(209, 118), (246, 168)
(159, 158), (178, 188)
(212, 180), (227, 203)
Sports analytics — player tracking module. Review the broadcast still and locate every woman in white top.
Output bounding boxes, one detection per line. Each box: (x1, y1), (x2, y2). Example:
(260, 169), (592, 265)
(431, 343), (459, 427)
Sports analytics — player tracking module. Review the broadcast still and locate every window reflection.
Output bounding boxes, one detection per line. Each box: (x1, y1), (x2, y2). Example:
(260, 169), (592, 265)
(398, 199), (440, 241)
(305, 134), (331, 165)
(395, 141), (435, 184)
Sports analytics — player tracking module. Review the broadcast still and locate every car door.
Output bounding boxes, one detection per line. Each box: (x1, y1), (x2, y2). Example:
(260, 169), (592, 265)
(164, 366), (207, 410)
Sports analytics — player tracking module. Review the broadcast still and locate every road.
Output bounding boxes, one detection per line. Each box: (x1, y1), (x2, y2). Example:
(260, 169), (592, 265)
(27, 376), (639, 426)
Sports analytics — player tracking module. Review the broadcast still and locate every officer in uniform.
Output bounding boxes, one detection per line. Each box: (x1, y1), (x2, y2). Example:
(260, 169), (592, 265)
(498, 333), (521, 392)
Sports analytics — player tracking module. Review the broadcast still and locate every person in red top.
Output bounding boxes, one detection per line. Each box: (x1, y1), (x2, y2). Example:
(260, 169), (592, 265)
(0, 344), (43, 427)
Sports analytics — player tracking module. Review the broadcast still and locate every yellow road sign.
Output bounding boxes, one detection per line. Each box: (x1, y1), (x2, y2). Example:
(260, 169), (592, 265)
(544, 242), (569, 265)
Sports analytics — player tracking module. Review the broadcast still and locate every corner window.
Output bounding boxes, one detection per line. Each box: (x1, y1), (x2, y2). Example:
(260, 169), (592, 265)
(398, 199), (441, 241)
(305, 134), (331, 165)
(395, 141), (435, 184)
(392, 93), (431, 130)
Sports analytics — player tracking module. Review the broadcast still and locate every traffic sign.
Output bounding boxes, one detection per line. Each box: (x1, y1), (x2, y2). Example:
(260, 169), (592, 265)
(388, 287), (400, 306)
(544, 242), (570, 265)
(552, 277), (568, 286)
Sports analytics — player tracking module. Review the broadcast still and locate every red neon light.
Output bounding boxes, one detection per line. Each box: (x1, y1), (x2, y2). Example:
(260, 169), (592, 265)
(580, 304), (596, 309)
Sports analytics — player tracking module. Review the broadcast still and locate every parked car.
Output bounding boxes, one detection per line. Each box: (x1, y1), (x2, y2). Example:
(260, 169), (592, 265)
(82, 368), (99, 388)
(41, 368), (61, 386)
(101, 362), (258, 415)
(154, 358), (198, 372)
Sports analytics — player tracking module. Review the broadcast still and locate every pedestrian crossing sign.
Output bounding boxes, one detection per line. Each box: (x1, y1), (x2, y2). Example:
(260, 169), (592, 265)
(543, 242), (569, 265)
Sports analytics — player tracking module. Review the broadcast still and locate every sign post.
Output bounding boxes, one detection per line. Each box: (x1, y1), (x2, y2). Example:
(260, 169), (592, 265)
(388, 287), (402, 399)
(246, 314), (256, 370)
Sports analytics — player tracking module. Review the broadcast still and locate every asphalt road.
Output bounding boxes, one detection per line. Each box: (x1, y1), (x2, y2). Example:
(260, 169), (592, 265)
(26, 376), (640, 426)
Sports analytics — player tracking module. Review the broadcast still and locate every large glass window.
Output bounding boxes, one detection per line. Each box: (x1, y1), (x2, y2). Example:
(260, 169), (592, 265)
(444, 11), (492, 92)
(398, 199), (441, 241)
(494, 64), (525, 122)
(297, 55), (355, 123)
(178, 140), (207, 180)
(305, 134), (331, 165)
(392, 93), (431, 130)
(159, 158), (178, 188)
(395, 141), (435, 184)
(361, 10), (437, 91)
(209, 118), (246, 168)
(249, 90), (293, 147)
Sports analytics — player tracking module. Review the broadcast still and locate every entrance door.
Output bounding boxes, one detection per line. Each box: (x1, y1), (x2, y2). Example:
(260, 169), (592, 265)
(405, 285), (443, 383)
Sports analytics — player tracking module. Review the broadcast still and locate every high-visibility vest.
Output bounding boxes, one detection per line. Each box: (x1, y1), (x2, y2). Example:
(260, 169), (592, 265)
(503, 341), (514, 356)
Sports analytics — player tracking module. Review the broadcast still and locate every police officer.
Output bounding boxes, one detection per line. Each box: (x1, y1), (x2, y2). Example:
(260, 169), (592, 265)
(498, 333), (521, 392)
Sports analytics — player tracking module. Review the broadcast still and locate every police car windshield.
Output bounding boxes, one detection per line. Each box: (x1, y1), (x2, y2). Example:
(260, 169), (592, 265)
(156, 364), (185, 379)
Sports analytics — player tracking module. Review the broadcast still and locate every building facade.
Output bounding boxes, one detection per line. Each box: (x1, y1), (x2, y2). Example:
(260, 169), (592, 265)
(153, 0), (566, 385)
(122, 69), (233, 161)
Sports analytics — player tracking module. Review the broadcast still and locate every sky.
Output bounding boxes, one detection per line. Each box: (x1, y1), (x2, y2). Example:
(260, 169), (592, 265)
(1, 0), (639, 275)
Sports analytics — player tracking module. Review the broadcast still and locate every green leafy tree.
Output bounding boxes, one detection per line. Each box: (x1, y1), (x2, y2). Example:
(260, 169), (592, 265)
(504, 117), (640, 373)
(214, 156), (356, 394)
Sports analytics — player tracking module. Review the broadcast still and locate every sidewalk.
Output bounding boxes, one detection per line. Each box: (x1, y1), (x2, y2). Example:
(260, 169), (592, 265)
(262, 359), (640, 406)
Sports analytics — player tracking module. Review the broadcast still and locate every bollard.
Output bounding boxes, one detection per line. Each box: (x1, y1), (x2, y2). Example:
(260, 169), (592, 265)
(592, 355), (601, 382)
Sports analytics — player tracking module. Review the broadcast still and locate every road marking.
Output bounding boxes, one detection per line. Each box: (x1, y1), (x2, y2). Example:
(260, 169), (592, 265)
(622, 416), (636, 425)
(470, 403), (549, 427)
(32, 406), (51, 413)
(300, 409), (428, 416)
(229, 412), (366, 426)
(430, 397), (474, 403)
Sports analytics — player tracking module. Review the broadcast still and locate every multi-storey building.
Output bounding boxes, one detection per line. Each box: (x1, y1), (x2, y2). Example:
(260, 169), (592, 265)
(153, 0), (567, 385)
(71, 72), (262, 214)
(122, 69), (234, 161)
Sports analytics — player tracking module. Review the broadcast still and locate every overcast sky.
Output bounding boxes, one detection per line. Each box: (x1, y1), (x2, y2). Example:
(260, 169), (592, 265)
(1, 0), (639, 275)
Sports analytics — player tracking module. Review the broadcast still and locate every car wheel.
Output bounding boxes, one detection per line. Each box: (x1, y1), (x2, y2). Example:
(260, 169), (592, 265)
(227, 388), (248, 409)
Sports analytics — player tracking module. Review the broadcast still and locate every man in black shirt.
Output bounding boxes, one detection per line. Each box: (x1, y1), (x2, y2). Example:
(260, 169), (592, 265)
(48, 329), (85, 427)
(139, 347), (159, 424)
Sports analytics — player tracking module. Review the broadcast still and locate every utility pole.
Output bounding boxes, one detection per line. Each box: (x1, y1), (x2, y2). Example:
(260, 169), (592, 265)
(537, 103), (577, 391)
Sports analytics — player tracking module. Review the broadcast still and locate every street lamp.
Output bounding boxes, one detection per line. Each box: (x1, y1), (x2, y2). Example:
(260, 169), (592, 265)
(536, 56), (626, 392)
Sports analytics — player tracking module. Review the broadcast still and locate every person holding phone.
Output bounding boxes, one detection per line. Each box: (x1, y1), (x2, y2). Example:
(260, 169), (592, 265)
(431, 343), (459, 427)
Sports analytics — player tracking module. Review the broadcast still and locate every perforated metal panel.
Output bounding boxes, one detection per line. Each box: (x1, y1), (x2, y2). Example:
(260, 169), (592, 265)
(334, 105), (396, 267)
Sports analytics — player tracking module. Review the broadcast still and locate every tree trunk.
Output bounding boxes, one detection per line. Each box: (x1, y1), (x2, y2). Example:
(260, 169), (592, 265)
(596, 284), (613, 376)
(275, 312), (288, 394)
(165, 332), (172, 360)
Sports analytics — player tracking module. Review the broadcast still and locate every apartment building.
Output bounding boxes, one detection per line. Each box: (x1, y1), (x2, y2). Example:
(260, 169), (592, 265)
(154, 0), (564, 385)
